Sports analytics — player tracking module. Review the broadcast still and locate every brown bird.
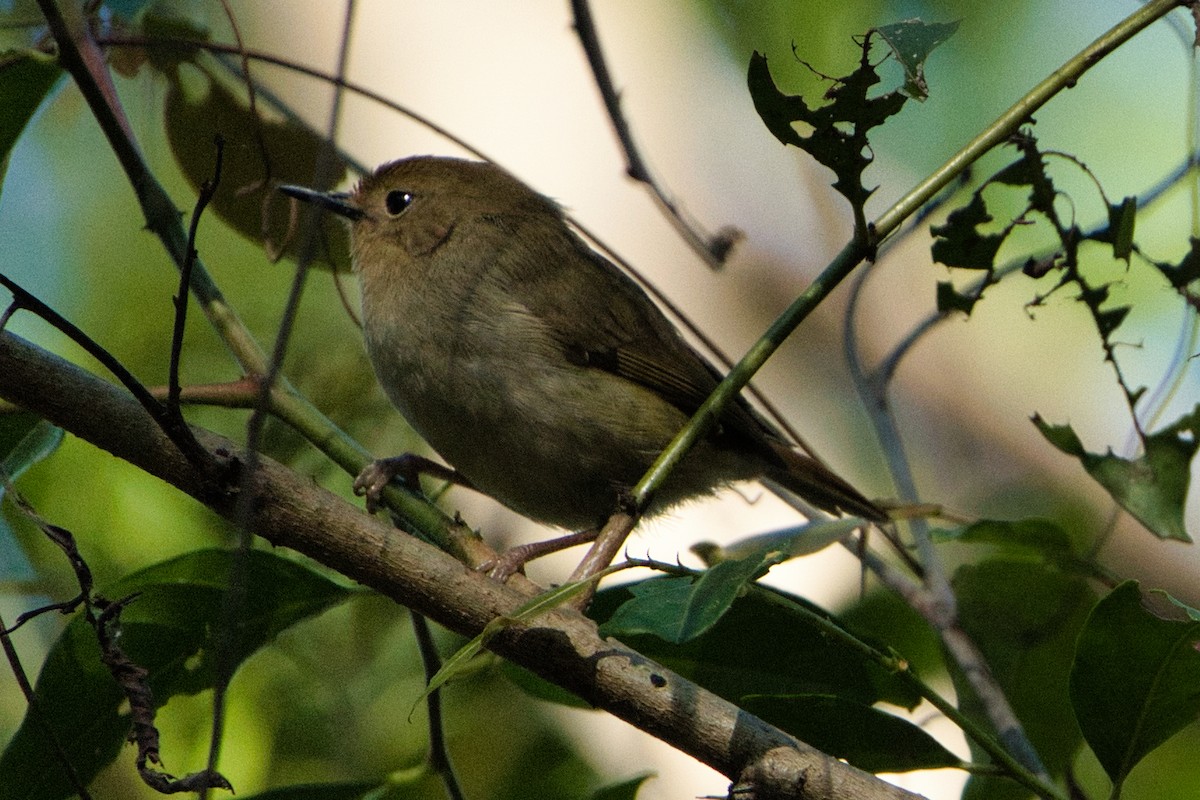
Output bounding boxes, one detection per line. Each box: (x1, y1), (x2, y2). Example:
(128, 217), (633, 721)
(281, 157), (883, 569)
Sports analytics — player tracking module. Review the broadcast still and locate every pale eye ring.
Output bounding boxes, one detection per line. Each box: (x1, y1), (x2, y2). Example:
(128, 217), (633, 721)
(385, 190), (414, 216)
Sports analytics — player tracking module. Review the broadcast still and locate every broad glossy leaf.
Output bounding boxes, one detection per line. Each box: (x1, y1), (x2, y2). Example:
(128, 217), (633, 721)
(937, 518), (1092, 576)
(0, 415), (64, 581)
(741, 693), (961, 773)
(591, 579), (920, 711)
(0, 416), (63, 486)
(954, 558), (1096, 800)
(598, 555), (772, 644)
(1070, 581), (1200, 788)
(1033, 411), (1196, 542)
(0, 50), (63, 193)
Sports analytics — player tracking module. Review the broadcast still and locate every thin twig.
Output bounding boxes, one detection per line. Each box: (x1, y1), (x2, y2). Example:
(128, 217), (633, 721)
(838, 11), (1200, 783)
(411, 613), (465, 800)
(169, 135), (225, 418)
(628, 1), (1184, 778)
(1, 466), (232, 794)
(42, 4), (473, 560)
(565, 510), (639, 608)
(217, 0), (274, 181)
(569, 0), (740, 268)
(0, 467), (94, 800)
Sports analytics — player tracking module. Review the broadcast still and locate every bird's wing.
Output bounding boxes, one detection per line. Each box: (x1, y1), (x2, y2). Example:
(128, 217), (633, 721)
(492, 212), (777, 447)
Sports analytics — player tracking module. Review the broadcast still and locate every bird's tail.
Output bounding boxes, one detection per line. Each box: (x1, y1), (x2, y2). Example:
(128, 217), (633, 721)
(764, 442), (887, 523)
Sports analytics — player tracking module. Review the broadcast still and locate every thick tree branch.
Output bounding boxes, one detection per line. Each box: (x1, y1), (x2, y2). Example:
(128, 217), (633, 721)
(0, 330), (923, 800)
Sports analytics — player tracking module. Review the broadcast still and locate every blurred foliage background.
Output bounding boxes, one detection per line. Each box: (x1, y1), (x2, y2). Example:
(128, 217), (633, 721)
(1, 1), (1198, 799)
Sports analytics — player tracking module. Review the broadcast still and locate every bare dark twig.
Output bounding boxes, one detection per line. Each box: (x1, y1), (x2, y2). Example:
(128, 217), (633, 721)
(570, 0), (741, 268)
(0, 469), (94, 800)
(169, 135), (225, 418)
(411, 613), (465, 800)
(217, 0), (274, 183)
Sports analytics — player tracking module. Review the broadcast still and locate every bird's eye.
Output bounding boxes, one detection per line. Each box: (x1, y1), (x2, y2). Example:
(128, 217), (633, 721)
(385, 190), (414, 216)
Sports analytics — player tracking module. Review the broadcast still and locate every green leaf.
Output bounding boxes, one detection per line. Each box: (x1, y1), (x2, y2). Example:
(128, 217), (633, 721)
(1070, 581), (1200, 790)
(0, 415), (64, 581)
(1106, 196), (1136, 262)
(931, 192), (1004, 270)
(747, 45), (907, 209)
(0, 50), (63, 193)
(1033, 410), (1197, 542)
(598, 555), (772, 644)
(590, 773), (654, 800)
(421, 574), (601, 702)
(746, 51), (807, 148)
(163, 62), (351, 271)
(873, 19), (960, 101)
(696, 517), (865, 564)
(1154, 236), (1200, 290)
(839, 591), (943, 692)
(0, 416), (63, 486)
(940, 518), (1079, 569)
(936, 280), (981, 315)
(953, 558), (1096, 795)
(1075, 283), (1130, 341)
(741, 694), (962, 773)
(591, 581), (919, 711)
(0, 549), (353, 800)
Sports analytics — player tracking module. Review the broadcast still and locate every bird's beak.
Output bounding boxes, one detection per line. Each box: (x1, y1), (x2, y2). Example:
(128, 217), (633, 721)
(278, 184), (366, 221)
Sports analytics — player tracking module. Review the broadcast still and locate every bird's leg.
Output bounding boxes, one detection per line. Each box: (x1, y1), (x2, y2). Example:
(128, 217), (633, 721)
(485, 528), (601, 582)
(487, 493), (640, 588)
(353, 454), (475, 513)
(566, 510), (637, 585)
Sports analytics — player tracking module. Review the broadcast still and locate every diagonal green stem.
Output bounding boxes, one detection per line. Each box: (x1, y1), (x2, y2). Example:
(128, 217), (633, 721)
(634, 0), (1187, 506)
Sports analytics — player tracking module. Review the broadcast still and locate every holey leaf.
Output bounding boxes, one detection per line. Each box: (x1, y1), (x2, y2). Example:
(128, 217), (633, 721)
(930, 192), (1005, 272)
(747, 46), (907, 210)
(1032, 409), (1197, 542)
(1070, 582), (1200, 789)
(874, 19), (961, 101)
